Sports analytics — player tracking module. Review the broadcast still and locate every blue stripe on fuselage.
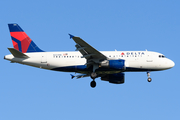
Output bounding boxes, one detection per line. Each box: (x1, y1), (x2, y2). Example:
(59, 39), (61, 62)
(51, 65), (90, 72)
(51, 65), (160, 73)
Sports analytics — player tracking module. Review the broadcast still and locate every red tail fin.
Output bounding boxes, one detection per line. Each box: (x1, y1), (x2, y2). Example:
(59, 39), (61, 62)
(8, 24), (43, 53)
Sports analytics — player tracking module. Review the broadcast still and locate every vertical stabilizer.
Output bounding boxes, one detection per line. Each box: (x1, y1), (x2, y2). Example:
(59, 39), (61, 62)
(8, 23), (44, 53)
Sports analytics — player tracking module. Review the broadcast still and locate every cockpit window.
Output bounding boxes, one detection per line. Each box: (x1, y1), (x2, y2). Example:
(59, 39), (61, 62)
(159, 55), (166, 58)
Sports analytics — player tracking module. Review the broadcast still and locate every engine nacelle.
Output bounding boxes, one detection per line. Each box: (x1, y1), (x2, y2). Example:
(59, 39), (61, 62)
(100, 59), (126, 70)
(101, 73), (125, 84)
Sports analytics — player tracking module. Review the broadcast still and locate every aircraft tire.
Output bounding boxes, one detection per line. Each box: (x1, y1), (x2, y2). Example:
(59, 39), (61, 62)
(90, 80), (96, 88)
(147, 77), (152, 82)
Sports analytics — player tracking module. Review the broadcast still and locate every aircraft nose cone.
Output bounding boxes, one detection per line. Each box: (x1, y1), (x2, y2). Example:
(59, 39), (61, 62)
(168, 59), (175, 68)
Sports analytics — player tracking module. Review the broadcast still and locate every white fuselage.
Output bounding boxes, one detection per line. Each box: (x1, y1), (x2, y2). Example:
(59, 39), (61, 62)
(4, 51), (175, 74)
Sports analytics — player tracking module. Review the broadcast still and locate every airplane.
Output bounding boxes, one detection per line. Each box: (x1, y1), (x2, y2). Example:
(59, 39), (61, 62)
(4, 23), (175, 88)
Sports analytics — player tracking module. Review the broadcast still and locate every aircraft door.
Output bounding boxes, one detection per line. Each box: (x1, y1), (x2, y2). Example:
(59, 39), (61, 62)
(146, 53), (153, 62)
(41, 53), (47, 63)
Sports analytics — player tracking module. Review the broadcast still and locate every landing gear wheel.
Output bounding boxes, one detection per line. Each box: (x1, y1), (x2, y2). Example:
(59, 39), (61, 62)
(90, 72), (97, 79)
(147, 72), (152, 82)
(147, 77), (152, 82)
(90, 80), (96, 88)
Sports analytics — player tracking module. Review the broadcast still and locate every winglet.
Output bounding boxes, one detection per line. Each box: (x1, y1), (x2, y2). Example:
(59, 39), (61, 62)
(69, 34), (74, 39)
(70, 74), (75, 79)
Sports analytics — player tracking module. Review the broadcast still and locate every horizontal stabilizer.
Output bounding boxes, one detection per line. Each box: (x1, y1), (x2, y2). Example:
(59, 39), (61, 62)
(8, 48), (29, 58)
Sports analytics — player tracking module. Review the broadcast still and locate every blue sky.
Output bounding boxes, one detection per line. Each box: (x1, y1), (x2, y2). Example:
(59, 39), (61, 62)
(1, 0), (179, 120)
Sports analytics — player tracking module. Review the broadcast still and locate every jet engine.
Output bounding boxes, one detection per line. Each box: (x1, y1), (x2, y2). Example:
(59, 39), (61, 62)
(101, 73), (125, 84)
(100, 59), (126, 70)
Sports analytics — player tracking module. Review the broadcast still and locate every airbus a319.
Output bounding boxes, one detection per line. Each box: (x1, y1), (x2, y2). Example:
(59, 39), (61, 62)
(4, 24), (175, 88)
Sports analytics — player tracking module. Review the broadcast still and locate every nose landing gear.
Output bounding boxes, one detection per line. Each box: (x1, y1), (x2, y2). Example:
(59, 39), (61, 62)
(147, 72), (152, 82)
(148, 77), (152, 82)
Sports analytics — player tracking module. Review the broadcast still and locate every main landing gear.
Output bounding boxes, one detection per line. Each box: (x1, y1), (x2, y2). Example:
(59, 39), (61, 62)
(90, 80), (96, 88)
(90, 72), (97, 88)
(90, 64), (99, 88)
(147, 72), (152, 82)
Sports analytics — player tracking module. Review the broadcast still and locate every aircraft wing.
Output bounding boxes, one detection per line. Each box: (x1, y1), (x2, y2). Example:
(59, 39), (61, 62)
(69, 34), (107, 67)
(70, 74), (90, 79)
